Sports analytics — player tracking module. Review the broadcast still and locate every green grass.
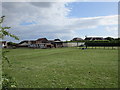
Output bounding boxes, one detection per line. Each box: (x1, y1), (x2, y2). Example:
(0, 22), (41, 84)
(3, 47), (118, 88)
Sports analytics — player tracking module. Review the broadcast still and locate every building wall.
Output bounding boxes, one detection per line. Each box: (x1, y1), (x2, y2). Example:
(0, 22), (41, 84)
(63, 42), (85, 47)
(1, 42), (8, 48)
(29, 43), (54, 48)
(62, 42), (68, 47)
(28, 42), (85, 48)
(29, 43), (46, 48)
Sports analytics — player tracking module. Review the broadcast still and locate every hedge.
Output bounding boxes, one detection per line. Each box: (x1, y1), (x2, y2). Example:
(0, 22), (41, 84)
(85, 41), (120, 46)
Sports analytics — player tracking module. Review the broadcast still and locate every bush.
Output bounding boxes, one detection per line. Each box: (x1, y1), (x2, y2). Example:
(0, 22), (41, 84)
(2, 73), (17, 89)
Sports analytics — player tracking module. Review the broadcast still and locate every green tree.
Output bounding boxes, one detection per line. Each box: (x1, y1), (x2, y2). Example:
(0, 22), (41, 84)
(0, 16), (19, 40)
(104, 37), (114, 41)
(0, 16), (19, 89)
(0, 16), (19, 64)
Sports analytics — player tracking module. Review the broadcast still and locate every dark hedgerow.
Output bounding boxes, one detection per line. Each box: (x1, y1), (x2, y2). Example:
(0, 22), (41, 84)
(85, 40), (120, 46)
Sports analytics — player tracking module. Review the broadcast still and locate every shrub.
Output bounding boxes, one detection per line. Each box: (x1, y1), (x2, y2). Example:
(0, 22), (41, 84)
(2, 73), (17, 89)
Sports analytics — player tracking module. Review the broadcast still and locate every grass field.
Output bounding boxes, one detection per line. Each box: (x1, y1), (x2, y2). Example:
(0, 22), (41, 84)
(3, 47), (118, 88)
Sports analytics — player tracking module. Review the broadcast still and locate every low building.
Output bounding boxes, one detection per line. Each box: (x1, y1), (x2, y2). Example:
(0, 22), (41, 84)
(85, 37), (104, 41)
(54, 41), (63, 48)
(53, 39), (63, 48)
(0, 41), (8, 48)
(71, 37), (83, 41)
(28, 38), (54, 49)
(18, 40), (29, 47)
(19, 38), (86, 48)
(54, 39), (61, 41)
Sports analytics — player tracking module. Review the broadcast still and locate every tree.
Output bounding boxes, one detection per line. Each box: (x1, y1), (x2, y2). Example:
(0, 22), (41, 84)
(104, 37), (114, 41)
(0, 16), (19, 89)
(0, 16), (19, 40)
(0, 16), (19, 64)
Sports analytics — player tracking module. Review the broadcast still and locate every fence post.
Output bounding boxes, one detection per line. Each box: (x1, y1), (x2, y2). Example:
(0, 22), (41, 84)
(77, 42), (78, 47)
(86, 45), (87, 49)
(112, 46), (113, 49)
(95, 46), (96, 49)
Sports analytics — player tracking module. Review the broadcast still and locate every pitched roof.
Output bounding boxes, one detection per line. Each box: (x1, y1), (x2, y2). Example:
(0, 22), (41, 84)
(54, 39), (61, 41)
(36, 38), (48, 41)
(19, 40), (29, 44)
(72, 37), (83, 41)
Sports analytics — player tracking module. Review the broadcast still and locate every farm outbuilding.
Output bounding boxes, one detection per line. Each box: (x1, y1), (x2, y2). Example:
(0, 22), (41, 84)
(27, 38), (56, 48)
(18, 41), (30, 47)
(18, 37), (86, 49)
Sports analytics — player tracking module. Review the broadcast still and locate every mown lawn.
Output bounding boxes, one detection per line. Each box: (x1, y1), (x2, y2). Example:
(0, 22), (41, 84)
(3, 47), (118, 88)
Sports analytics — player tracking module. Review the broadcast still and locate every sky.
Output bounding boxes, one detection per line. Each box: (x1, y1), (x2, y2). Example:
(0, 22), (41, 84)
(1, 1), (118, 42)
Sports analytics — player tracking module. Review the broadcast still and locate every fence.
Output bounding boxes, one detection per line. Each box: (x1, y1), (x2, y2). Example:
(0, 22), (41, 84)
(83, 41), (120, 50)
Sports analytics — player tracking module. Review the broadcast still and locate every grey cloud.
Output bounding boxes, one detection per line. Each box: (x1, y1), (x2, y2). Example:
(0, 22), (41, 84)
(0, 2), (2, 16)
(29, 2), (53, 8)
(2, 2), (118, 42)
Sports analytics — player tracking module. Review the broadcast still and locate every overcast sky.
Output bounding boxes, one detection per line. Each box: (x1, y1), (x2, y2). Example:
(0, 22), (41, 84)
(1, 1), (118, 42)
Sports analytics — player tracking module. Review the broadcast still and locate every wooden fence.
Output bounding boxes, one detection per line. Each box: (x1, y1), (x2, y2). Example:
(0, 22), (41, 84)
(79, 46), (119, 50)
